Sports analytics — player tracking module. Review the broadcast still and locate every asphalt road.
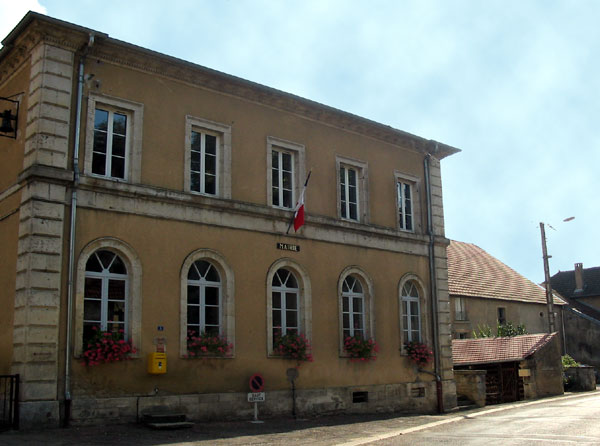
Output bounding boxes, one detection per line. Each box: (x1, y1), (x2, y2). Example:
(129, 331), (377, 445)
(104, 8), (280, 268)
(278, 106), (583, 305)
(363, 391), (600, 445)
(1, 390), (599, 445)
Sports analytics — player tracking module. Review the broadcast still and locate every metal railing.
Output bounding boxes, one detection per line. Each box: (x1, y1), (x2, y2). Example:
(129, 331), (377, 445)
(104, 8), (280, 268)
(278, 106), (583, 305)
(0, 374), (19, 431)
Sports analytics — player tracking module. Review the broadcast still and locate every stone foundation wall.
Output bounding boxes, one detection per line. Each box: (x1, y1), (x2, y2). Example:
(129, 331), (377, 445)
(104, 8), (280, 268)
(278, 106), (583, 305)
(70, 381), (438, 426)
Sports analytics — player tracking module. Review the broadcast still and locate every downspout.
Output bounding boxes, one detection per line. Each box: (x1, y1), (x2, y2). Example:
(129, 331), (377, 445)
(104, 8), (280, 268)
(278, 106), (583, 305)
(424, 152), (443, 414)
(64, 33), (94, 427)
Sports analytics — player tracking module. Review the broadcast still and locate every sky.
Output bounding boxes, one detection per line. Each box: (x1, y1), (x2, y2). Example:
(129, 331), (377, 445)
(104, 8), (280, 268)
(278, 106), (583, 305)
(1, 0), (598, 284)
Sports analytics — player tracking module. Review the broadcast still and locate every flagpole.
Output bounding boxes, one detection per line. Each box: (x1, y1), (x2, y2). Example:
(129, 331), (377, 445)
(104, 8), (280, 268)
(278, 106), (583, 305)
(286, 170), (312, 234)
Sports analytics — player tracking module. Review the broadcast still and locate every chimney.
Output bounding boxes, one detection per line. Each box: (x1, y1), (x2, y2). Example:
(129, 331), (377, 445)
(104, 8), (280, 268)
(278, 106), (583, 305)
(574, 263), (584, 292)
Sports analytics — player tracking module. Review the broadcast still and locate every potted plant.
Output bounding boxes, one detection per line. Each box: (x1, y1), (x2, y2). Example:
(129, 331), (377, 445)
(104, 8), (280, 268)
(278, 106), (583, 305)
(404, 341), (433, 367)
(273, 329), (313, 365)
(343, 335), (378, 362)
(81, 326), (136, 366)
(186, 330), (233, 358)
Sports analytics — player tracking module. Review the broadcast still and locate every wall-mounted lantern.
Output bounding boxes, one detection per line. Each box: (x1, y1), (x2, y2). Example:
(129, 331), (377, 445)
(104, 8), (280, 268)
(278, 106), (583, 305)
(0, 97), (20, 139)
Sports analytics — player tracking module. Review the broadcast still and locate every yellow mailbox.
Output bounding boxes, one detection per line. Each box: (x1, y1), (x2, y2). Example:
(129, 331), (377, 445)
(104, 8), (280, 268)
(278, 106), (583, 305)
(147, 352), (167, 374)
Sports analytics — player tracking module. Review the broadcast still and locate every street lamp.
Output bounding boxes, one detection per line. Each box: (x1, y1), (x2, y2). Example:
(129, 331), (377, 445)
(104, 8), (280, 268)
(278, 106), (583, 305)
(539, 217), (574, 333)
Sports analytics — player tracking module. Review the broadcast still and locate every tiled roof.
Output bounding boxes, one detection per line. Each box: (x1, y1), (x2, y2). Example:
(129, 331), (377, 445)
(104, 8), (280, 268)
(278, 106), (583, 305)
(550, 266), (600, 299)
(447, 240), (564, 305)
(452, 333), (557, 365)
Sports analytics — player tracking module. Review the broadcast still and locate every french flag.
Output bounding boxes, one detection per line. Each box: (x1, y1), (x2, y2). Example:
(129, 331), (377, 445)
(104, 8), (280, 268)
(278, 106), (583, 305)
(288, 171), (311, 234)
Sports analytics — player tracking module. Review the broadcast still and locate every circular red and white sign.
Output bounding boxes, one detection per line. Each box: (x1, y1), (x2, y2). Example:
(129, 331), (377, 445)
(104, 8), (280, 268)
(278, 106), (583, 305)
(249, 373), (265, 392)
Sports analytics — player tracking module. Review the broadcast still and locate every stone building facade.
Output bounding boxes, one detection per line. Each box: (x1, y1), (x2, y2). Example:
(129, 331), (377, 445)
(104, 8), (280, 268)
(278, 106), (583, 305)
(0, 12), (459, 428)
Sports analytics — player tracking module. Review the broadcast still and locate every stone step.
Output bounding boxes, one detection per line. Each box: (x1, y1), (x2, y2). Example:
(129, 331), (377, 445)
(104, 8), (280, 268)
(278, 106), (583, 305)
(146, 421), (195, 430)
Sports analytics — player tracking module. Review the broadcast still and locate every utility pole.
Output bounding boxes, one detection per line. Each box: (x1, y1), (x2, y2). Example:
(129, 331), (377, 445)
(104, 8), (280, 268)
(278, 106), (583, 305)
(540, 222), (555, 333)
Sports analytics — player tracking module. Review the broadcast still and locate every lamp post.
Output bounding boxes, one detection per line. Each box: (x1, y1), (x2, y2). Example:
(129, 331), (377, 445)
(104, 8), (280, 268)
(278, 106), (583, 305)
(540, 217), (574, 333)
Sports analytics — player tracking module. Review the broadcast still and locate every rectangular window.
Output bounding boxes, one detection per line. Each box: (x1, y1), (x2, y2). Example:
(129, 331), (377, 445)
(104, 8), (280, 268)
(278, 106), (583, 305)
(85, 94), (143, 183)
(272, 149), (294, 208)
(340, 166), (359, 221)
(397, 181), (413, 231)
(190, 131), (218, 195)
(455, 297), (467, 321)
(267, 137), (306, 212)
(497, 307), (506, 325)
(185, 116), (232, 198)
(92, 108), (129, 179)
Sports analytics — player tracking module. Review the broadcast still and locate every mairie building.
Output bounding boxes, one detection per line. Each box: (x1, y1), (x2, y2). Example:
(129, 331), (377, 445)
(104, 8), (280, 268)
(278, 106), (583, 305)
(0, 12), (460, 428)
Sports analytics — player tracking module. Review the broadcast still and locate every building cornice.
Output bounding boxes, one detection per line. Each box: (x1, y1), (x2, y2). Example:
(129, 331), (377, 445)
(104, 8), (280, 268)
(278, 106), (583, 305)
(1, 12), (460, 160)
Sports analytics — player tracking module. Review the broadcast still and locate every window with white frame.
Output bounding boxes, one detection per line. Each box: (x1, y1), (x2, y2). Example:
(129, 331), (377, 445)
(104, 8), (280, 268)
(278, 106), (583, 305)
(340, 166), (359, 221)
(397, 181), (413, 231)
(394, 172), (420, 233)
(336, 156), (368, 223)
(266, 259), (312, 356)
(85, 94), (143, 182)
(455, 297), (468, 321)
(266, 137), (305, 210)
(187, 260), (222, 336)
(338, 267), (375, 355)
(401, 280), (421, 342)
(272, 268), (299, 340)
(190, 131), (218, 195)
(185, 116), (232, 198)
(91, 108), (128, 179)
(83, 250), (128, 344)
(342, 275), (365, 339)
(179, 249), (235, 357)
(272, 149), (294, 208)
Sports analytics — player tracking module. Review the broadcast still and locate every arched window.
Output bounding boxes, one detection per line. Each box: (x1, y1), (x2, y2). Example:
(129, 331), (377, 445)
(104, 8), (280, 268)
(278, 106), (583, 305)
(341, 276), (365, 338)
(338, 267), (375, 355)
(83, 250), (128, 343)
(266, 258), (311, 355)
(271, 268), (299, 339)
(187, 260), (222, 336)
(180, 249), (235, 357)
(401, 280), (421, 342)
(75, 237), (142, 356)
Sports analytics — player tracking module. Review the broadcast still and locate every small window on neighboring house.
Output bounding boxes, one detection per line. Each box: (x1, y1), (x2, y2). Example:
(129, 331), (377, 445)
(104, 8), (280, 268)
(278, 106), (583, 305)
(498, 307), (506, 325)
(456, 332), (468, 339)
(455, 297), (467, 321)
(85, 94), (143, 183)
(185, 116), (232, 198)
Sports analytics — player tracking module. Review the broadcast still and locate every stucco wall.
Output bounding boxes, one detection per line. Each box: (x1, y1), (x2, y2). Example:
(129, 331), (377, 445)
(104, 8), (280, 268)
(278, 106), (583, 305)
(451, 296), (563, 340)
(563, 307), (600, 370)
(0, 41), (31, 374)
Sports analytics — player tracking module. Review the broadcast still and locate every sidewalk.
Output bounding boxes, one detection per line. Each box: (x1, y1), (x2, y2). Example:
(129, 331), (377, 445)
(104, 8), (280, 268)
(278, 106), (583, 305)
(2, 391), (597, 446)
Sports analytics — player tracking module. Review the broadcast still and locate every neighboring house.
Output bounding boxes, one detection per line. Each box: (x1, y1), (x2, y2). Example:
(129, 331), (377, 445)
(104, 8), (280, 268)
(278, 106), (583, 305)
(447, 240), (565, 339)
(453, 333), (563, 405)
(550, 264), (600, 372)
(0, 13), (460, 428)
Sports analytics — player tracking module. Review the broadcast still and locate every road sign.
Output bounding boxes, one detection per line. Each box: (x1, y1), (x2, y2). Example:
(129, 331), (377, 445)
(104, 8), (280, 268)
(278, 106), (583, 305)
(247, 392), (265, 403)
(249, 373), (265, 392)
